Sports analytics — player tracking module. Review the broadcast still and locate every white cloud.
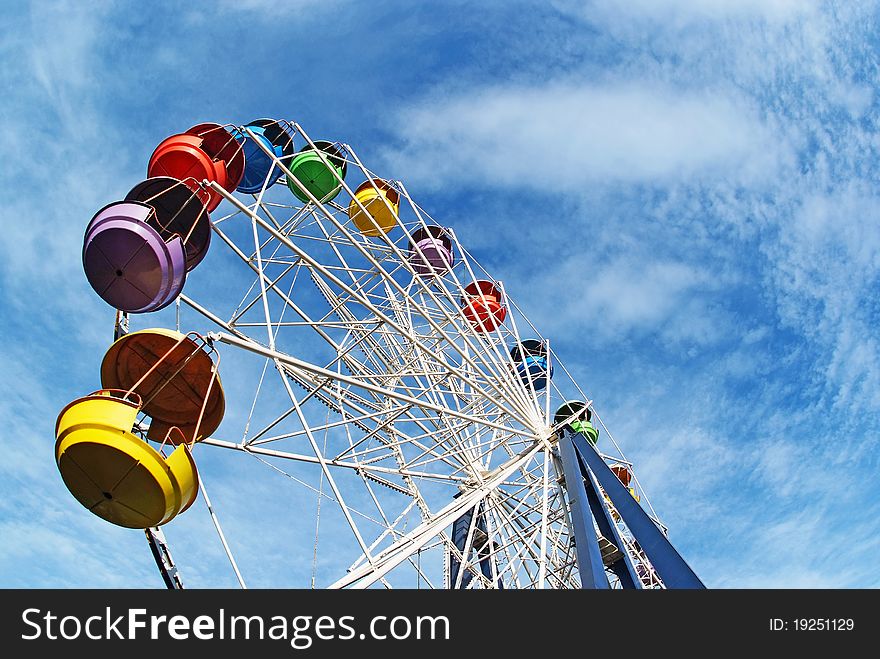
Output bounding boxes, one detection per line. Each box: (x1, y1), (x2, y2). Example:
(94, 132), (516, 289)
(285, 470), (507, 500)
(720, 506), (880, 588)
(213, 0), (347, 17)
(0, 1), (142, 326)
(582, 260), (707, 330)
(500, 246), (731, 350)
(382, 81), (785, 190)
(762, 187), (880, 414)
(632, 426), (735, 499)
(2, 0), (879, 592)
(561, 0), (818, 27)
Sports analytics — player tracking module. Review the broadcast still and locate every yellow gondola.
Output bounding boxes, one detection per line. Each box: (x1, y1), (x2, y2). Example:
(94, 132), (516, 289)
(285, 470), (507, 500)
(348, 179), (399, 236)
(54, 390), (198, 528)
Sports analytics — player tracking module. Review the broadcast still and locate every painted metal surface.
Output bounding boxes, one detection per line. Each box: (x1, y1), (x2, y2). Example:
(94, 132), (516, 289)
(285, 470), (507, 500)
(82, 201), (186, 313)
(186, 122), (245, 192)
(450, 502), (502, 589)
(554, 400), (597, 442)
(248, 118), (296, 159)
(100, 328), (225, 445)
(409, 225), (454, 274)
(556, 432), (610, 589)
(581, 460), (641, 589)
(125, 176), (211, 271)
(54, 391), (198, 528)
(348, 178), (399, 236)
(461, 280), (506, 332)
(148, 133), (228, 211)
(567, 428), (706, 589)
(236, 124), (285, 193)
(286, 140), (346, 203)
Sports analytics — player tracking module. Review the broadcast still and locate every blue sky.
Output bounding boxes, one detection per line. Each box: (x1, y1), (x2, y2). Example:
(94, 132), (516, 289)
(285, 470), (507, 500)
(2, 0), (880, 588)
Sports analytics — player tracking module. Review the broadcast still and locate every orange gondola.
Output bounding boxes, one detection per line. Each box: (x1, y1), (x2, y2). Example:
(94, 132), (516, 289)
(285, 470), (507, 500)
(461, 280), (507, 332)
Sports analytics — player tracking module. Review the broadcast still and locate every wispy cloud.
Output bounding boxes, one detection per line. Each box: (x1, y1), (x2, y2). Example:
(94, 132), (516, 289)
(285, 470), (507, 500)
(580, 260), (713, 334)
(3, 0), (880, 591)
(382, 81), (786, 190)
(557, 0), (818, 27)
(762, 186), (880, 416)
(215, 0), (347, 13)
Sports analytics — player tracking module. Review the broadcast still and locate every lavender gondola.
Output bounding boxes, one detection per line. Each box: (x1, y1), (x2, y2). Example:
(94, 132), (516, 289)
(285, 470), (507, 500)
(82, 201), (186, 313)
(125, 177), (211, 271)
(409, 226), (454, 275)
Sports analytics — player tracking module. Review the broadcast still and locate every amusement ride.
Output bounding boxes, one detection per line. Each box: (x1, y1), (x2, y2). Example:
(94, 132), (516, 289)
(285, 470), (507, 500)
(55, 119), (704, 589)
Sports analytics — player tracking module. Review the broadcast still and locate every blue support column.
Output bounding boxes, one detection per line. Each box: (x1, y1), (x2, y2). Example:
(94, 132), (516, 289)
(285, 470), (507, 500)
(450, 502), (504, 589)
(581, 465), (640, 589)
(450, 505), (476, 589)
(557, 433), (610, 589)
(475, 513), (503, 588)
(566, 429), (705, 589)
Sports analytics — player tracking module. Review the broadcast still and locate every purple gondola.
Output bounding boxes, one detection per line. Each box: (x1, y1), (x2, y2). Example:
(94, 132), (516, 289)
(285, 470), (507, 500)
(409, 225), (454, 275)
(82, 201), (186, 313)
(125, 177), (211, 272)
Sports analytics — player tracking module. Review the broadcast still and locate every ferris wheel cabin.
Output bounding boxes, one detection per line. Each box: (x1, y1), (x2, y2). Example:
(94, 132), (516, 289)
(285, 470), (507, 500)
(234, 119), (295, 194)
(125, 176), (212, 272)
(100, 328), (225, 445)
(554, 400), (598, 445)
(82, 201), (187, 314)
(286, 140), (347, 203)
(54, 390), (199, 529)
(147, 123), (245, 212)
(348, 178), (400, 236)
(409, 225), (454, 275)
(54, 328), (224, 529)
(460, 280), (507, 332)
(510, 339), (553, 391)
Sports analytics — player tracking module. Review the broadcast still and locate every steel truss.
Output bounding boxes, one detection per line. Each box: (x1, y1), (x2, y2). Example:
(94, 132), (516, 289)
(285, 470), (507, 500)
(143, 121), (694, 589)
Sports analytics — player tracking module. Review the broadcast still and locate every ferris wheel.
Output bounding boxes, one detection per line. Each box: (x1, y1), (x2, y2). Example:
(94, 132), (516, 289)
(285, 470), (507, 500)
(55, 118), (704, 589)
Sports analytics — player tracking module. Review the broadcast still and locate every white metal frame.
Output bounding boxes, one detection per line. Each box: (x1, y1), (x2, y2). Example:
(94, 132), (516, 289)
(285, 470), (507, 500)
(143, 119), (668, 589)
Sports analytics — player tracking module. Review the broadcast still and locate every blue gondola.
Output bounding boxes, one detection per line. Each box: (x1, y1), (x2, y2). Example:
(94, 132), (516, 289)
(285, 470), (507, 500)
(510, 339), (553, 391)
(235, 119), (295, 194)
